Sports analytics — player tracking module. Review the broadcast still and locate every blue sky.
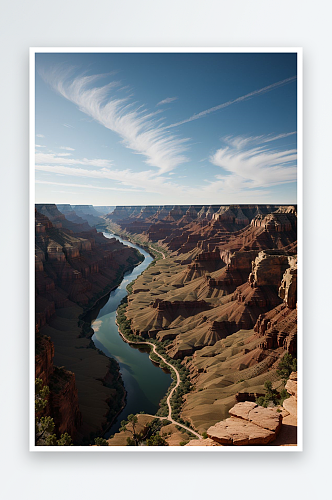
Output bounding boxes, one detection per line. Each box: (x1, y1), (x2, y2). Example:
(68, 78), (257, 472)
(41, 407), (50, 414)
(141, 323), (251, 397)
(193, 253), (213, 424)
(35, 52), (297, 206)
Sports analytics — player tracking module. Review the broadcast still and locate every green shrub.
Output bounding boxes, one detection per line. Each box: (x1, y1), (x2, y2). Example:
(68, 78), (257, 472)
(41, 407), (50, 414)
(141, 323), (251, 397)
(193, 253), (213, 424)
(94, 437), (109, 446)
(277, 353), (297, 382)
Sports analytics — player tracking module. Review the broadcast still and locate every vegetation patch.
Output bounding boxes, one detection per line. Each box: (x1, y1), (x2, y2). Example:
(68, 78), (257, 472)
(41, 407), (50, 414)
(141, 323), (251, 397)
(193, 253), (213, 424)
(256, 353), (297, 408)
(120, 414), (168, 446)
(117, 297), (195, 431)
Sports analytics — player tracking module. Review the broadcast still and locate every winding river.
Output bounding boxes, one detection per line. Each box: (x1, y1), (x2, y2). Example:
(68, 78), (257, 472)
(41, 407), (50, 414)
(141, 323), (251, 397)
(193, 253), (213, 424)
(90, 232), (172, 437)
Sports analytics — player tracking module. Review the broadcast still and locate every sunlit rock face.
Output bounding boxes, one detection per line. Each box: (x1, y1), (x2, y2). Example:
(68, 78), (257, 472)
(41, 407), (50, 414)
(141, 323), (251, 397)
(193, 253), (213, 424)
(121, 204), (297, 436)
(279, 256), (297, 309)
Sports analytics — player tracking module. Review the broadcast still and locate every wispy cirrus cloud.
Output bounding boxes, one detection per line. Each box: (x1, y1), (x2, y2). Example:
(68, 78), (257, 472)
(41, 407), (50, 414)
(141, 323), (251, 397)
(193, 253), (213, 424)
(60, 146), (75, 151)
(35, 151), (113, 168)
(36, 134), (45, 138)
(222, 131), (297, 150)
(35, 163), (184, 195)
(157, 97), (178, 106)
(210, 137), (297, 190)
(36, 180), (140, 192)
(41, 67), (189, 174)
(167, 76), (297, 128)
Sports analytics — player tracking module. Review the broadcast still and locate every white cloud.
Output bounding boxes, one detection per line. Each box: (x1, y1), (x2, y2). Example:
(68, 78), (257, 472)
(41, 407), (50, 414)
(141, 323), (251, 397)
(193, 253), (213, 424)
(51, 190), (78, 194)
(41, 68), (189, 174)
(35, 163), (184, 195)
(36, 134), (45, 138)
(63, 123), (74, 128)
(157, 97), (178, 106)
(35, 151), (113, 168)
(167, 76), (296, 128)
(60, 146), (75, 151)
(35, 144), (46, 148)
(36, 180), (141, 192)
(261, 132), (297, 144)
(210, 142), (297, 190)
(35, 135), (296, 202)
(222, 132), (296, 150)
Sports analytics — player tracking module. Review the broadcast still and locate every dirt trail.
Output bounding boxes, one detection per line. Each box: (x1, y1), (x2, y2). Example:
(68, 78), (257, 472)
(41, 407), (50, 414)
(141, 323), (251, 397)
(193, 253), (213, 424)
(148, 245), (167, 260)
(116, 320), (202, 440)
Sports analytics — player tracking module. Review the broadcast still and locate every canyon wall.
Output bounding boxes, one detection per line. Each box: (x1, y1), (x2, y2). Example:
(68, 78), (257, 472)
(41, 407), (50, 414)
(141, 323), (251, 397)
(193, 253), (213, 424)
(35, 205), (142, 442)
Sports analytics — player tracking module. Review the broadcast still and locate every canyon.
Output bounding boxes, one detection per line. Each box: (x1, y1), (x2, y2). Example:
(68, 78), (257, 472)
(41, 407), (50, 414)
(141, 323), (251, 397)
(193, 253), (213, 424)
(35, 202), (298, 446)
(35, 204), (142, 443)
(104, 204), (298, 446)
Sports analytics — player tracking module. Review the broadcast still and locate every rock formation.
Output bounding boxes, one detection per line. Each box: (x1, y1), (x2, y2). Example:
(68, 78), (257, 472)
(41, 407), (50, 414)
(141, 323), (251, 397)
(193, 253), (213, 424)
(35, 333), (82, 439)
(207, 402), (282, 445)
(283, 371), (297, 418)
(118, 205), (297, 439)
(36, 203), (297, 446)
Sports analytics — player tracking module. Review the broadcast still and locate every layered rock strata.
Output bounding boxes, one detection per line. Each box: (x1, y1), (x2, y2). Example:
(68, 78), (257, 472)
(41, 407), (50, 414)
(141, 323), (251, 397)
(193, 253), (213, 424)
(119, 205), (297, 437)
(35, 205), (142, 441)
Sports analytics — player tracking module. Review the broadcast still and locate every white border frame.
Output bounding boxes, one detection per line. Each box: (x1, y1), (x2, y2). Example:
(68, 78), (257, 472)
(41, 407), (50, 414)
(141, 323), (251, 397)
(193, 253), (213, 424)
(29, 47), (303, 452)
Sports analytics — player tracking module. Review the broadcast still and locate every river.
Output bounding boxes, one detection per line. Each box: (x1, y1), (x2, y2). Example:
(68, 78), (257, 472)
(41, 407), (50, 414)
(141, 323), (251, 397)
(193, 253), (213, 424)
(90, 232), (171, 437)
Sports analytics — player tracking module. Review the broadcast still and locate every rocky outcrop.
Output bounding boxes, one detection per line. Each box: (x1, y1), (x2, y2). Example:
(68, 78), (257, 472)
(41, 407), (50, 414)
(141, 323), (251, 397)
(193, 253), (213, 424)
(254, 304), (297, 355)
(279, 256), (297, 309)
(48, 366), (82, 438)
(253, 254), (297, 355)
(248, 251), (290, 288)
(185, 438), (220, 446)
(35, 334), (55, 384)
(283, 371), (297, 418)
(183, 249), (225, 281)
(198, 250), (259, 295)
(35, 333), (82, 440)
(207, 402), (282, 445)
(251, 211), (296, 232)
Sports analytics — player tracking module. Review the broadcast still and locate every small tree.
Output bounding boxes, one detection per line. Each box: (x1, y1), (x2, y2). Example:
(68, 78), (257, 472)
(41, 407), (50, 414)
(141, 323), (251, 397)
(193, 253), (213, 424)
(35, 378), (73, 446)
(256, 381), (279, 407)
(35, 378), (50, 413)
(120, 414), (141, 446)
(57, 433), (73, 446)
(94, 437), (109, 446)
(256, 380), (290, 407)
(146, 433), (167, 446)
(277, 353), (297, 382)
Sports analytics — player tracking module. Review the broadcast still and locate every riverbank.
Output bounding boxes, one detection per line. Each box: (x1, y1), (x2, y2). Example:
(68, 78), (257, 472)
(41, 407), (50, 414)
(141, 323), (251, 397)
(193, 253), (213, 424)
(103, 221), (170, 261)
(89, 233), (172, 438)
(115, 309), (202, 440)
(89, 231), (201, 441)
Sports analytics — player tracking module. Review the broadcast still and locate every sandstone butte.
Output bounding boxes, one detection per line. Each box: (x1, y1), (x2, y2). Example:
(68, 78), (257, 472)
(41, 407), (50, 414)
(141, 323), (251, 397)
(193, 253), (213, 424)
(36, 203), (298, 447)
(105, 204), (297, 446)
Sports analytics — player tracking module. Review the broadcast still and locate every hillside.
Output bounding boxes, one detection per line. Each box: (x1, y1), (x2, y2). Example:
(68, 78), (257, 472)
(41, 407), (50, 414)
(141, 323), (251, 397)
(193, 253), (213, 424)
(108, 205), (298, 444)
